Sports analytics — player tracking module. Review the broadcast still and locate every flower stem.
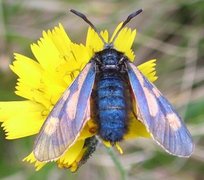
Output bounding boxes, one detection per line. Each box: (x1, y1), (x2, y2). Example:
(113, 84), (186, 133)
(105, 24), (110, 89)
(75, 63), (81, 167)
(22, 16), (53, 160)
(106, 147), (127, 180)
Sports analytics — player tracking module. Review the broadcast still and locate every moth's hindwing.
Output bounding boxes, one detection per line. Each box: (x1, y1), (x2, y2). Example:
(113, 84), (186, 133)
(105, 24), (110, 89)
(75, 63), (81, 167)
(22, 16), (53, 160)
(127, 62), (193, 157)
(33, 62), (96, 162)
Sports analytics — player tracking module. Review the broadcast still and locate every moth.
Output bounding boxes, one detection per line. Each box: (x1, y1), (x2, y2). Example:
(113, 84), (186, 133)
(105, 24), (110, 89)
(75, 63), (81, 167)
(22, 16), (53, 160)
(33, 9), (194, 163)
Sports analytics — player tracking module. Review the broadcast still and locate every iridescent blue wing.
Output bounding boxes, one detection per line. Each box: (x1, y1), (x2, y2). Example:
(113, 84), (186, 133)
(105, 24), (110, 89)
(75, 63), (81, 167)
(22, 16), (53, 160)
(33, 62), (96, 162)
(127, 62), (194, 157)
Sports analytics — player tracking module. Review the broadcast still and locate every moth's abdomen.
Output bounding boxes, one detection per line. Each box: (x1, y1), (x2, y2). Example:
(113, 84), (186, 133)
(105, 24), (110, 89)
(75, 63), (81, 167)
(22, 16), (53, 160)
(96, 73), (128, 142)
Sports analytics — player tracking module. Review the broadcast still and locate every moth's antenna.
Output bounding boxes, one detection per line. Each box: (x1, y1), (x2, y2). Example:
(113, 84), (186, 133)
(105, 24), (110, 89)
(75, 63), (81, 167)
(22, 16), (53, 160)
(70, 9), (106, 45)
(111, 9), (143, 44)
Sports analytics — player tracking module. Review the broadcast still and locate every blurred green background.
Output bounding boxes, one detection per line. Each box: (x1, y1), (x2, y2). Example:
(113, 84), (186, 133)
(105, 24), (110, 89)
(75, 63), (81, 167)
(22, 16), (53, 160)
(0, 0), (204, 180)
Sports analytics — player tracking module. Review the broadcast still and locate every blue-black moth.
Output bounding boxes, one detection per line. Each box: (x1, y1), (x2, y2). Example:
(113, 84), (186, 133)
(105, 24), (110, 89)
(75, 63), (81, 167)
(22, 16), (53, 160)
(33, 9), (194, 163)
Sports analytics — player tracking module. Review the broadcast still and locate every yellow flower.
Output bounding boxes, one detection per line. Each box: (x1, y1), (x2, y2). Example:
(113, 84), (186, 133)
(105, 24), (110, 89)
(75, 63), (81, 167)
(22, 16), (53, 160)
(0, 22), (157, 172)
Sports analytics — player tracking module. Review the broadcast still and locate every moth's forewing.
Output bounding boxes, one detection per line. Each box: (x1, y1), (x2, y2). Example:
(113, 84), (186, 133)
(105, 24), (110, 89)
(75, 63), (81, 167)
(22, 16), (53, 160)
(127, 62), (193, 157)
(34, 62), (96, 162)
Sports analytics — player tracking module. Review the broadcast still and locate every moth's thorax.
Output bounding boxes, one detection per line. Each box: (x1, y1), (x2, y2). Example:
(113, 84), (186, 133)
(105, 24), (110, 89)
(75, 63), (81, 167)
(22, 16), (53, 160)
(95, 48), (124, 71)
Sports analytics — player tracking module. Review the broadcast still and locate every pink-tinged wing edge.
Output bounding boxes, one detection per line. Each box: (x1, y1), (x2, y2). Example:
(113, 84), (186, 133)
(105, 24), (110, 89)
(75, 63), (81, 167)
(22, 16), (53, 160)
(33, 62), (96, 162)
(127, 62), (194, 157)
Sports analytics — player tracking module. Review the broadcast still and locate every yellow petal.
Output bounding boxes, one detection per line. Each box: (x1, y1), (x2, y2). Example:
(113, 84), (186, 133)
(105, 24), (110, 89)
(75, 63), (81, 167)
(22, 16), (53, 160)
(115, 143), (123, 154)
(69, 147), (87, 172)
(124, 49), (135, 62)
(103, 141), (112, 147)
(0, 101), (40, 120)
(78, 119), (97, 140)
(111, 23), (136, 61)
(11, 53), (43, 87)
(31, 24), (72, 73)
(0, 101), (45, 139)
(57, 140), (85, 166)
(109, 22), (123, 43)
(23, 152), (46, 171)
(102, 141), (123, 154)
(69, 43), (92, 70)
(124, 112), (150, 139)
(100, 30), (109, 43)
(86, 28), (109, 52)
(10, 53), (52, 108)
(138, 59), (158, 82)
(15, 82), (51, 108)
(49, 23), (72, 55)
(24, 140), (85, 171)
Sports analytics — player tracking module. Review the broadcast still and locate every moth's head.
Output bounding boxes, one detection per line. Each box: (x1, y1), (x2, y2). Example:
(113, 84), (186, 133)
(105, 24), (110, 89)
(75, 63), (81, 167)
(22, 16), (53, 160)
(98, 48), (123, 67)
(70, 9), (142, 50)
(104, 43), (113, 50)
